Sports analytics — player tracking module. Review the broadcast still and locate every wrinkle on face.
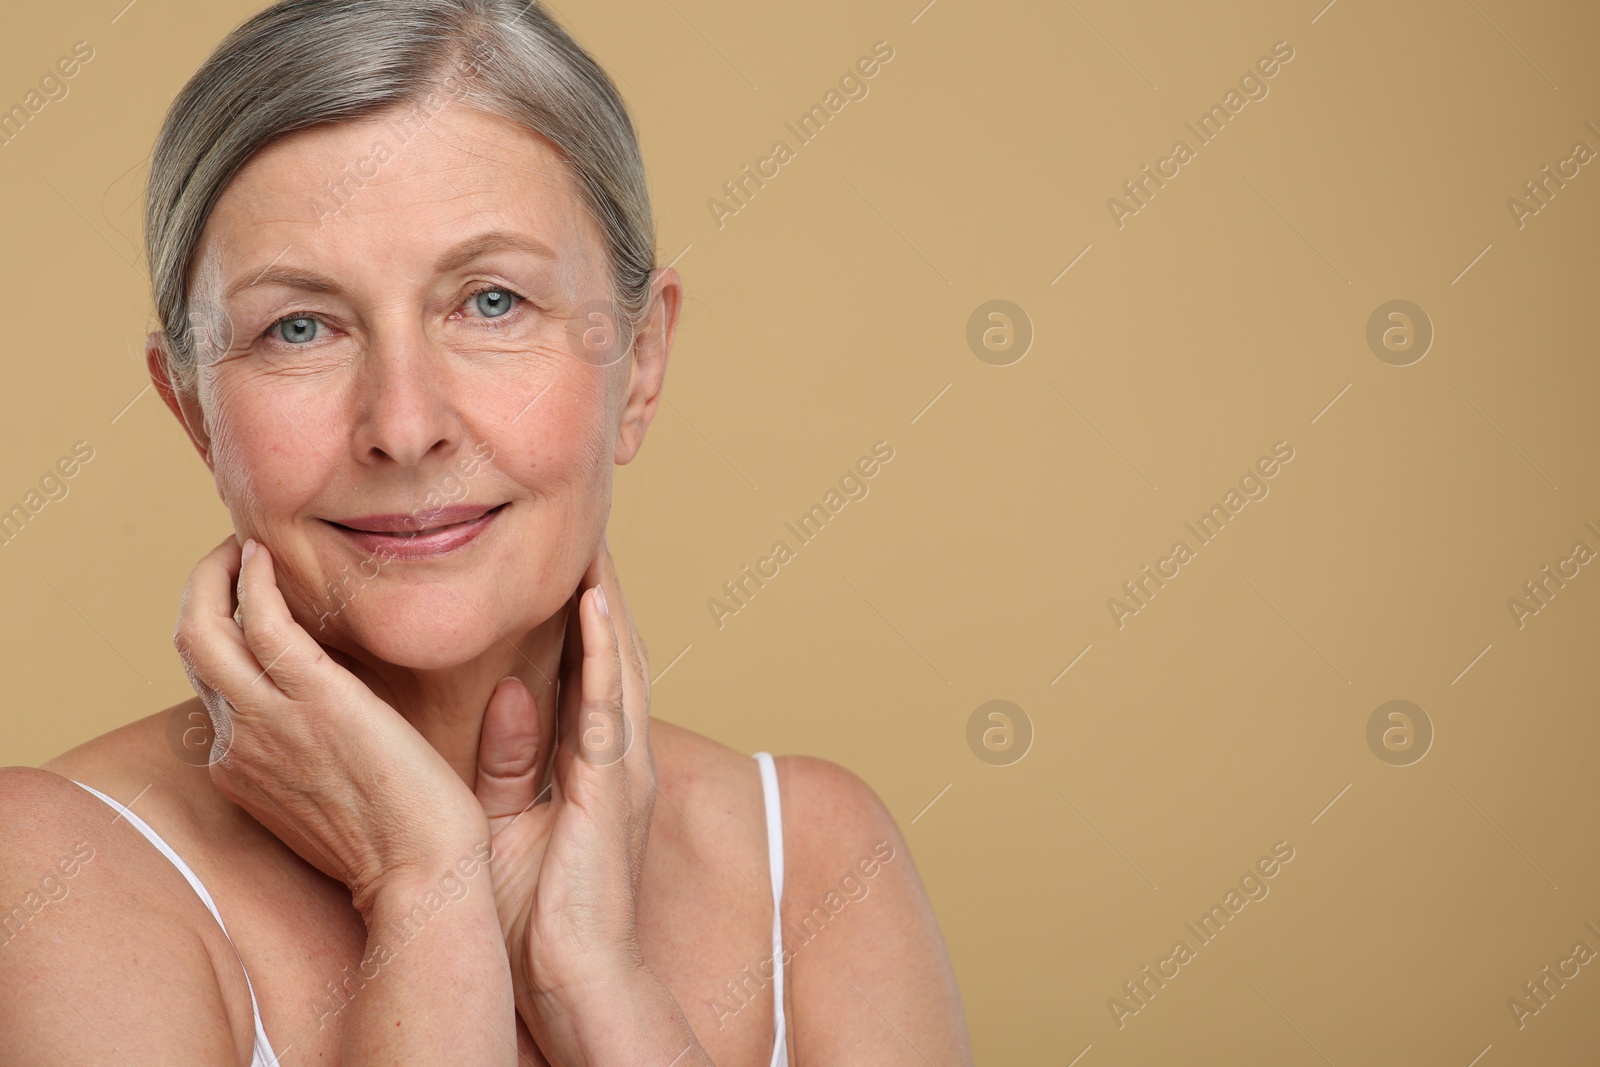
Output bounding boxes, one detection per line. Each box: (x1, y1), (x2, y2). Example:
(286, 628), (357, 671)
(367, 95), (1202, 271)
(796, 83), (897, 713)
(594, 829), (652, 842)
(170, 103), (634, 671)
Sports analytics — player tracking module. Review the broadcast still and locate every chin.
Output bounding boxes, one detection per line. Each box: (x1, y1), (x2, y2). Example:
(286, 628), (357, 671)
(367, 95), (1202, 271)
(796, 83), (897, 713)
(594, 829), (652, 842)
(292, 584), (513, 672)
(344, 621), (493, 671)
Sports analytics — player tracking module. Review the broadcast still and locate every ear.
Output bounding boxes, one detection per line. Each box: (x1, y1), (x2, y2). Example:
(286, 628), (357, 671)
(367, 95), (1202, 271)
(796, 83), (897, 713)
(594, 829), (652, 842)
(613, 266), (681, 466)
(147, 329), (214, 473)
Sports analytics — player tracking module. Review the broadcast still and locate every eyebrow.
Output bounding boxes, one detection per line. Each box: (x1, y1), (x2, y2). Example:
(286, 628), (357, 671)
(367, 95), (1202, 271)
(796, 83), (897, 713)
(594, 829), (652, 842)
(224, 229), (561, 300)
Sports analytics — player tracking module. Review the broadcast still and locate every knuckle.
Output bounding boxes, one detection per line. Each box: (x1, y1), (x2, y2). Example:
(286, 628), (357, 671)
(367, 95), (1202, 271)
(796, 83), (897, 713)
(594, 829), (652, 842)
(245, 613), (284, 651)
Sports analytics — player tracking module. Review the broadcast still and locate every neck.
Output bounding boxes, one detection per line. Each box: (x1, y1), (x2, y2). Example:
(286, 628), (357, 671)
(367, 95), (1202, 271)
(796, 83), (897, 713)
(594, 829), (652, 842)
(331, 603), (570, 790)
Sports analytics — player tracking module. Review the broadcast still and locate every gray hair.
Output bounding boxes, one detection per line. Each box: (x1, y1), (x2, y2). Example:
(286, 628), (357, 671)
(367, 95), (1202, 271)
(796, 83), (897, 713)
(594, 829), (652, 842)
(146, 0), (655, 392)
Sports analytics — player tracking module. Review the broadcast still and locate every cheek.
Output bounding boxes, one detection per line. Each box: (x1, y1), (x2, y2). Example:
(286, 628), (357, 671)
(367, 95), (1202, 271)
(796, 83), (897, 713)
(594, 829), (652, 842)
(512, 368), (614, 483)
(204, 381), (325, 516)
(489, 376), (613, 590)
(572, 382), (613, 476)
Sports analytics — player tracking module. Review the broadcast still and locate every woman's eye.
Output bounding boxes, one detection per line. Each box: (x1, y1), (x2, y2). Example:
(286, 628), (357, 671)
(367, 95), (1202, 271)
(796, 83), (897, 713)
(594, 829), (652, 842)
(470, 287), (520, 319)
(258, 288), (520, 346)
(271, 316), (321, 344)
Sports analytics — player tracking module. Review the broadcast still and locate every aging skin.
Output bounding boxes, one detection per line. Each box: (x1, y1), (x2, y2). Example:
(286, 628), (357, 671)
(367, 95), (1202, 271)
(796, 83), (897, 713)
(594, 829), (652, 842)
(0, 98), (974, 1066)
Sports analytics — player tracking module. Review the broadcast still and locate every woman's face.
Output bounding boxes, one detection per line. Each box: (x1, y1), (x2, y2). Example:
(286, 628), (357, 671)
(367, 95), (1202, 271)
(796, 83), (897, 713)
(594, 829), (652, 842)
(156, 101), (672, 670)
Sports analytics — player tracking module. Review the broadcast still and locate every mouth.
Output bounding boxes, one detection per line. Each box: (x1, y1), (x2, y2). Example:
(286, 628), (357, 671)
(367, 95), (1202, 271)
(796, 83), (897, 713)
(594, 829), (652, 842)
(325, 502), (509, 559)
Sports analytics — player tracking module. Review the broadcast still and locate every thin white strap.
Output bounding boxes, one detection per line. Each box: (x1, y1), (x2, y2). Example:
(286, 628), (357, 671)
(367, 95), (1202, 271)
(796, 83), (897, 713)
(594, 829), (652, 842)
(73, 781), (233, 929)
(71, 781), (283, 1066)
(752, 753), (788, 1067)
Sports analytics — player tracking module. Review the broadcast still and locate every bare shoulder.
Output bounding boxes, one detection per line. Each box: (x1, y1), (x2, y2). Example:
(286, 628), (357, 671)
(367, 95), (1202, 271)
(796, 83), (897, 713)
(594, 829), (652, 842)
(644, 721), (902, 877)
(647, 721), (886, 820)
(638, 724), (972, 1060)
(648, 717), (761, 791)
(0, 765), (121, 864)
(644, 720), (769, 870)
(764, 753), (915, 929)
(0, 765), (168, 891)
(644, 722), (890, 849)
(768, 752), (900, 855)
(39, 704), (184, 794)
(766, 753), (977, 1066)
(0, 762), (253, 1064)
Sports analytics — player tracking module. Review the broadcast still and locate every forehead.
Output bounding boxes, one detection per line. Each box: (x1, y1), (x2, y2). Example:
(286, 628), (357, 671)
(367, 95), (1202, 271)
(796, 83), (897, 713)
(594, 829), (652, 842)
(193, 102), (601, 289)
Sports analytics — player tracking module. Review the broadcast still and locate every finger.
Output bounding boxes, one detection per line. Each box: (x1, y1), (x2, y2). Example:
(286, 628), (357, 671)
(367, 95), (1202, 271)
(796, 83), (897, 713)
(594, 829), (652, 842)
(176, 535), (246, 639)
(594, 542), (653, 785)
(554, 584), (585, 767)
(605, 546), (648, 693)
(234, 540), (337, 702)
(558, 580), (588, 686)
(475, 676), (547, 820)
(566, 583), (629, 777)
(552, 549), (638, 797)
(174, 537), (270, 712)
(595, 546), (658, 874)
(582, 583), (627, 763)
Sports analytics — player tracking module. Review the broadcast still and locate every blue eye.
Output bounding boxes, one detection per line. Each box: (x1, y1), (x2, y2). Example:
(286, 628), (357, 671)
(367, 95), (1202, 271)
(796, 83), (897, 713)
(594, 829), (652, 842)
(472, 287), (518, 318)
(274, 316), (320, 344)
(259, 285), (522, 348)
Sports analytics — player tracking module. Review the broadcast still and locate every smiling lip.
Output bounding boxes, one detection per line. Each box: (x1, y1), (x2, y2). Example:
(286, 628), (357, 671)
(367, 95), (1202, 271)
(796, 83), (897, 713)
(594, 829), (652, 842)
(328, 502), (507, 559)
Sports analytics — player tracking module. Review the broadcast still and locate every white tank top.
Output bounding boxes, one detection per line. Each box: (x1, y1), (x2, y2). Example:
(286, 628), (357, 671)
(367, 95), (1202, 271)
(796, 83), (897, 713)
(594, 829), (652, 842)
(72, 752), (789, 1066)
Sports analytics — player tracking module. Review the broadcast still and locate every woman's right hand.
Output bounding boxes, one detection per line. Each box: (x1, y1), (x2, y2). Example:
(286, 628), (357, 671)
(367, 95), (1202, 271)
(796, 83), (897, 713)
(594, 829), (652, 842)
(173, 534), (491, 916)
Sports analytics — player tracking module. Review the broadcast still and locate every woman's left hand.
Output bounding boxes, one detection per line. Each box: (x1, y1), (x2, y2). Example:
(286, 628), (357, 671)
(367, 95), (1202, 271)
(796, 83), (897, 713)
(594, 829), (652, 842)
(472, 539), (668, 1062)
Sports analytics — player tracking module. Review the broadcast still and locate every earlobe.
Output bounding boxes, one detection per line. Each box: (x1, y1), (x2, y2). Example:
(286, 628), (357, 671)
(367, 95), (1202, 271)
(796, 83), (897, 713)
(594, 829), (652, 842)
(613, 268), (682, 466)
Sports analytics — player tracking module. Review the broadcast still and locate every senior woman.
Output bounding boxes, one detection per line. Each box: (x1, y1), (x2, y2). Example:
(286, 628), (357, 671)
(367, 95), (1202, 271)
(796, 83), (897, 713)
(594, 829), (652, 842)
(0, 1), (971, 1063)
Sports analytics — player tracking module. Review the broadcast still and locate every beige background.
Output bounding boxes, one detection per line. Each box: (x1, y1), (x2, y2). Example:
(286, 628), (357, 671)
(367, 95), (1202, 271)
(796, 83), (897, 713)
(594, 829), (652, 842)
(3, 0), (1598, 1062)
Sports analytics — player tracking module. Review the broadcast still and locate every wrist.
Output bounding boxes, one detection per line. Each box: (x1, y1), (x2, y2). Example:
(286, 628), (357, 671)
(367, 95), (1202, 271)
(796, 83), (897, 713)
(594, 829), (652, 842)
(523, 948), (646, 1019)
(527, 961), (708, 1067)
(353, 832), (496, 923)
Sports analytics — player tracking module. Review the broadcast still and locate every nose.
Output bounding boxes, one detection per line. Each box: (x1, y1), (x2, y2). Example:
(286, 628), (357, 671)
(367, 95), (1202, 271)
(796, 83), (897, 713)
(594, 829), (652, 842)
(349, 323), (464, 467)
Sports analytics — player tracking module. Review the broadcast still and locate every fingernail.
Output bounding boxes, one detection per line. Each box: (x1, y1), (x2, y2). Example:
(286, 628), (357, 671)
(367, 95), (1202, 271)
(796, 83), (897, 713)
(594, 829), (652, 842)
(595, 585), (610, 617)
(241, 538), (257, 566)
